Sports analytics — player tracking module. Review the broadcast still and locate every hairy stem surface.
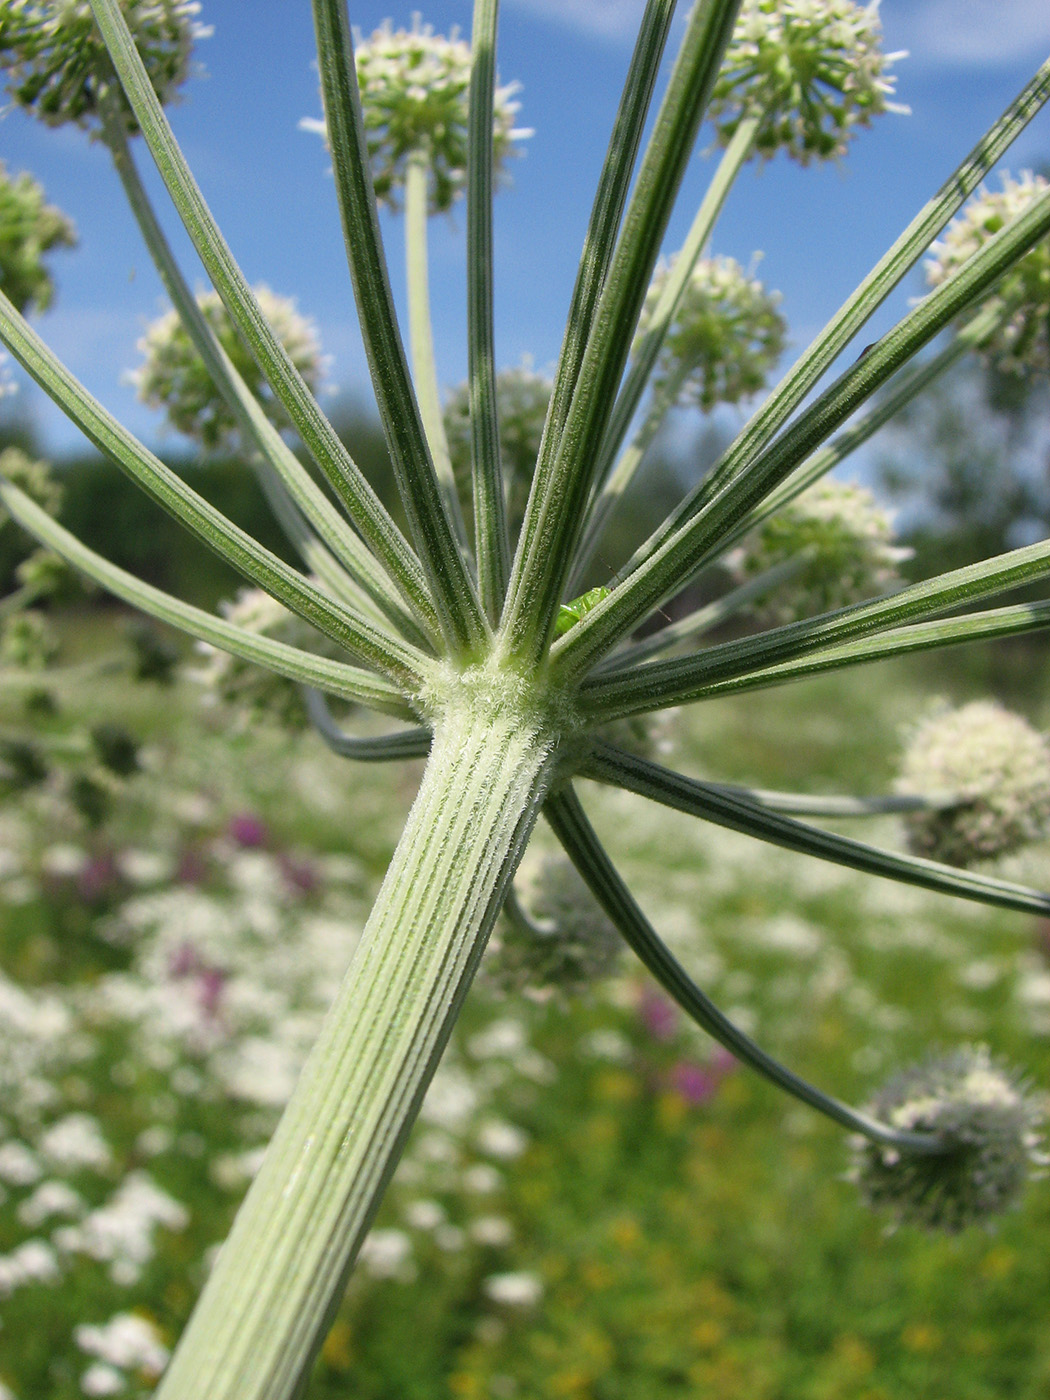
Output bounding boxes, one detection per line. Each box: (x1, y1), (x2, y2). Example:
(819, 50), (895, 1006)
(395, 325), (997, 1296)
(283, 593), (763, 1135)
(154, 695), (557, 1400)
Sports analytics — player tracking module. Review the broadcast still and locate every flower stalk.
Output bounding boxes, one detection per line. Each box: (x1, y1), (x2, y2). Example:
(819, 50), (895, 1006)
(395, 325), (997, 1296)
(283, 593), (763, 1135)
(153, 691), (558, 1400)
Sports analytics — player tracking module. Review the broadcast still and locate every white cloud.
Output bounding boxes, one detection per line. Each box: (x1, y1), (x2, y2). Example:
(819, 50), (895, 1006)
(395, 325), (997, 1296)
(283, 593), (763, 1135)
(883, 0), (1050, 69)
(508, 0), (1050, 64)
(506, 0), (648, 44)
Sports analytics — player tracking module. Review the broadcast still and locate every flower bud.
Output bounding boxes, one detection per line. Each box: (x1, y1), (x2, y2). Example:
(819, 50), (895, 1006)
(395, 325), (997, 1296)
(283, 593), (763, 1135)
(485, 857), (622, 997)
(0, 447), (63, 520)
(0, 609), (56, 669)
(444, 364), (551, 539)
(191, 587), (331, 728)
(0, 160), (77, 314)
(896, 701), (1050, 867)
(852, 1046), (1045, 1233)
(301, 16), (531, 215)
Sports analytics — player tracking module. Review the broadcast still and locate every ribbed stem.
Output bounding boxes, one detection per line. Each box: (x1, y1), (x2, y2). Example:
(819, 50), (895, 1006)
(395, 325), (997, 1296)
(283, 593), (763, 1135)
(154, 697), (556, 1400)
(404, 152), (470, 552)
(570, 357), (692, 589)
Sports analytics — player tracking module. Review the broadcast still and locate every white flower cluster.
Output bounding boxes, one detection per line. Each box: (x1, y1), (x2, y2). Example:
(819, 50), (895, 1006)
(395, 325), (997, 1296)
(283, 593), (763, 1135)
(0, 159), (77, 314)
(709, 0), (907, 163)
(191, 587), (334, 728)
(75, 1311), (169, 1395)
(852, 1046), (1044, 1233)
(484, 857), (622, 998)
(443, 363), (553, 537)
(733, 479), (907, 623)
(0, 446), (63, 523)
(925, 172), (1050, 376)
(133, 285), (324, 451)
(897, 700), (1050, 867)
(636, 256), (785, 412)
(302, 15), (530, 214)
(0, 0), (210, 133)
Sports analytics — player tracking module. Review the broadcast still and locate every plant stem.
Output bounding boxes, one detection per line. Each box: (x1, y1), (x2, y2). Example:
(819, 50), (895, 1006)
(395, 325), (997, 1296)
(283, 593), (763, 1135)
(589, 113), (760, 500)
(99, 97), (434, 648)
(154, 692), (556, 1400)
(467, 0), (510, 621)
(404, 152), (470, 552)
(571, 358), (693, 590)
(599, 554), (806, 671)
(546, 786), (945, 1154)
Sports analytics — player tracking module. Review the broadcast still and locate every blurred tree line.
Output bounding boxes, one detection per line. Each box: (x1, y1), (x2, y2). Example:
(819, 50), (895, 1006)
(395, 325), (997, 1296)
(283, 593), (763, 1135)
(0, 396), (688, 611)
(877, 358), (1050, 584)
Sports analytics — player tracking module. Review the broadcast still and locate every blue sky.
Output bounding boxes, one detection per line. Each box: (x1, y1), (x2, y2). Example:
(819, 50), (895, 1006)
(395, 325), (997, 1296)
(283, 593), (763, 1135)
(2, 0), (1050, 460)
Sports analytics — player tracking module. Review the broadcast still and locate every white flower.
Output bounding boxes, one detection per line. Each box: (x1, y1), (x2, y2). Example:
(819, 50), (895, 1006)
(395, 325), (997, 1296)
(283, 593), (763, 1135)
(420, 1066), (478, 1131)
(469, 1215), (513, 1248)
(303, 16), (530, 213)
(636, 256), (785, 411)
(133, 285), (324, 450)
(734, 479), (907, 622)
(852, 1046), (1044, 1232)
(580, 1029), (632, 1063)
(897, 701), (1050, 867)
(38, 1113), (112, 1172)
(462, 1163), (501, 1194)
(75, 1312), (169, 1376)
(115, 849), (174, 885)
(403, 1197), (445, 1231)
(358, 1227), (413, 1279)
(80, 1364), (124, 1396)
(925, 172), (1050, 375)
(467, 1019), (528, 1060)
(483, 1270), (543, 1307)
(17, 1179), (84, 1226)
(41, 842), (88, 878)
(0, 1141), (42, 1186)
(710, 0), (907, 164)
(476, 1119), (529, 1161)
(0, 0), (210, 134)
(0, 1238), (61, 1294)
(55, 1171), (189, 1285)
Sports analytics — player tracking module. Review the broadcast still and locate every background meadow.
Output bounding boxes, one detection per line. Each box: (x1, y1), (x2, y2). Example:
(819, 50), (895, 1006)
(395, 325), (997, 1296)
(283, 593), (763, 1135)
(2, 626), (1050, 1399)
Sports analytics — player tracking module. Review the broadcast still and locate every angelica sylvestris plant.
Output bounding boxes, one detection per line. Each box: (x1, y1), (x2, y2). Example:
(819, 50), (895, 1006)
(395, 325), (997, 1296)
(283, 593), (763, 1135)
(4, 1), (1050, 1396)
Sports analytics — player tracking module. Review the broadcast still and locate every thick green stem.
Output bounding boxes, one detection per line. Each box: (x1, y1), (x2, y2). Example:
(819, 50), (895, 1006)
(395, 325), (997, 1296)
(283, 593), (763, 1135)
(154, 695), (556, 1400)
(404, 153), (470, 552)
